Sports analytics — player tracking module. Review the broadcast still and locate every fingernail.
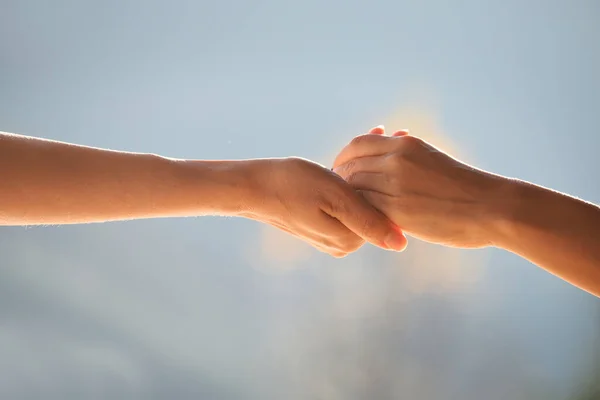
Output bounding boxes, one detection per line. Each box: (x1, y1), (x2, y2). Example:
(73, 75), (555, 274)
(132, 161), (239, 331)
(369, 125), (385, 134)
(384, 232), (407, 252)
(392, 129), (410, 137)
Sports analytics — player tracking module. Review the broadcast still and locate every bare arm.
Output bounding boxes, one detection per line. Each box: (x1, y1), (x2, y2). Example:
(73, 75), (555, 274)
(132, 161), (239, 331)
(0, 131), (405, 256)
(0, 132), (250, 224)
(491, 179), (600, 297)
(333, 127), (600, 297)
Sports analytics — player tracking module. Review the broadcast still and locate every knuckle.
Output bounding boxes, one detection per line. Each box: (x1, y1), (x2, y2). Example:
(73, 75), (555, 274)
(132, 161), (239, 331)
(334, 159), (357, 181)
(349, 133), (375, 147)
(386, 152), (405, 169)
(359, 209), (392, 242)
(326, 192), (349, 216)
(340, 159), (356, 177)
(397, 135), (424, 154)
(349, 134), (367, 146)
(279, 157), (304, 176)
(345, 171), (361, 185)
(359, 216), (378, 239)
(358, 190), (382, 208)
(285, 156), (301, 165)
(288, 156), (309, 169)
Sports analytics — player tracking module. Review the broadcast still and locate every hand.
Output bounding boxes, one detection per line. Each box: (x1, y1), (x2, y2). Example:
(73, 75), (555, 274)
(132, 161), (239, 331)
(333, 127), (504, 248)
(243, 157), (407, 257)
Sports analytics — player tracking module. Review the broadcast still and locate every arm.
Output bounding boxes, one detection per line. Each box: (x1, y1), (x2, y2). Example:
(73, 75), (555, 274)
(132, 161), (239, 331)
(0, 131), (405, 257)
(333, 127), (600, 297)
(491, 179), (600, 297)
(0, 132), (250, 224)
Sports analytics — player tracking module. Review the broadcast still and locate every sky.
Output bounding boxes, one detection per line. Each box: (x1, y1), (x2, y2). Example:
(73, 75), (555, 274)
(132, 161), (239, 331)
(1, 0), (599, 399)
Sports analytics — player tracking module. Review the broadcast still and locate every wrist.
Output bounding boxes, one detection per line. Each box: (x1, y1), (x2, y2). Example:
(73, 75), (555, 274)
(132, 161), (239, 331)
(481, 175), (531, 249)
(167, 157), (264, 217)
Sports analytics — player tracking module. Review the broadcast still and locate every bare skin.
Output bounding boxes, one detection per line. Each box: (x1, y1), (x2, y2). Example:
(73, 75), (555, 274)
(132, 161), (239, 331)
(3, 129), (598, 297)
(0, 131), (406, 257)
(333, 127), (600, 298)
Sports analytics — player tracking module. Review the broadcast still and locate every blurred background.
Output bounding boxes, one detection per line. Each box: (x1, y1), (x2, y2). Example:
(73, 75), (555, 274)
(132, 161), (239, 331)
(1, 0), (599, 399)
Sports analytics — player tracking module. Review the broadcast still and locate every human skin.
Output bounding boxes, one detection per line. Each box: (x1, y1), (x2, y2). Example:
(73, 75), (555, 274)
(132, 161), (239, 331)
(333, 127), (600, 298)
(0, 131), (406, 257)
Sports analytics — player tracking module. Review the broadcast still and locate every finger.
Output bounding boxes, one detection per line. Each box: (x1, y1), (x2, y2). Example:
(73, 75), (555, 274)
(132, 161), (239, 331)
(329, 127), (384, 170)
(333, 155), (384, 181)
(392, 129), (409, 137)
(332, 134), (396, 170)
(332, 134), (420, 170)
(315, 210), (365, 252)
(368, 125), (385, 135)
(308, 238), (349, 258)
(272, 215), (362, 255)
(322, 186), (407, 251)
(316, 247), (348, 258)
(269, 221), (301, 238)
(270, 221), (353, 257)
(298, 210), (365, 254)
(345, 172), (393, 196)
(357, 190), (408, 252)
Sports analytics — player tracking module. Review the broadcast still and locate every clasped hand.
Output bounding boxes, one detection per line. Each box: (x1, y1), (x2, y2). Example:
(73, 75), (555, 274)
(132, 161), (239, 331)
(255, 126), (498, 257)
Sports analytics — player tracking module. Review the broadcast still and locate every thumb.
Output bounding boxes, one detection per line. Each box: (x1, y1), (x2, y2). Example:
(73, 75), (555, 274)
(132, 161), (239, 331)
(325, 188), (407, 251)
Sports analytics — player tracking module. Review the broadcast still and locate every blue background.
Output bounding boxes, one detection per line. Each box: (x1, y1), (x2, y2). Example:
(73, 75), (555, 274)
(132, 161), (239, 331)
(1, 1), (599, 399)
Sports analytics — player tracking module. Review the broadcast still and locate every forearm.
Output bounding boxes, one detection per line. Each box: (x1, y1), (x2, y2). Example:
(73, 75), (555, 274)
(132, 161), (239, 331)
(0, 132), (256, 225)
(489, 178), (600, 297)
